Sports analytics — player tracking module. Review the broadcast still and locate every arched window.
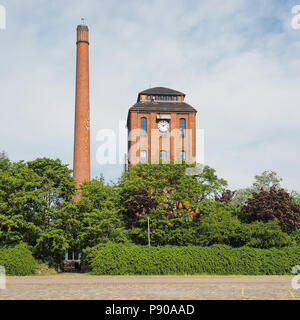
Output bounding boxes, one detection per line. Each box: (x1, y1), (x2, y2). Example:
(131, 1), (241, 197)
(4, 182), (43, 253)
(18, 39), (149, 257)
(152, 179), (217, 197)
(140, 150), (147, 162)
(168, 96), (172, 101)
(180, 118), (186, 135)
(141, 117), (147, 135)
(147, 95), (151, 101)
(160, 150), (167, 160)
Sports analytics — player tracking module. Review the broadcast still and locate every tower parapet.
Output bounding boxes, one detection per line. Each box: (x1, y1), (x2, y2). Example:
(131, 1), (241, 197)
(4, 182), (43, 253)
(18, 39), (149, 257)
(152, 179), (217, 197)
(77, 20), (89, 44)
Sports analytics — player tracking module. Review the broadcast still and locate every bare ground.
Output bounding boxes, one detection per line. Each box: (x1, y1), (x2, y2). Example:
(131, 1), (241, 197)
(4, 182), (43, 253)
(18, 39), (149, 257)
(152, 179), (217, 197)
(0, 274), (298, 300)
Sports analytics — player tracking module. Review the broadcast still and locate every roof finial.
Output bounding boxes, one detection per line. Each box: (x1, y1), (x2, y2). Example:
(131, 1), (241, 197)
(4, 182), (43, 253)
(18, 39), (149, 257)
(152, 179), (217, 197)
(81, 18), (85, 25)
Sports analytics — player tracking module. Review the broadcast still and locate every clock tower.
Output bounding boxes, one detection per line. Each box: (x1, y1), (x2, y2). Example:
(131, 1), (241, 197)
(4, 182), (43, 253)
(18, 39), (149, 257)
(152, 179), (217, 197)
(127, 87), (197, 165)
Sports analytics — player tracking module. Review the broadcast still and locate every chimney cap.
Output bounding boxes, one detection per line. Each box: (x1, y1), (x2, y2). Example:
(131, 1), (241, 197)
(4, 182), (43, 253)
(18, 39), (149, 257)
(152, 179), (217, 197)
(77, 18), (88, 29)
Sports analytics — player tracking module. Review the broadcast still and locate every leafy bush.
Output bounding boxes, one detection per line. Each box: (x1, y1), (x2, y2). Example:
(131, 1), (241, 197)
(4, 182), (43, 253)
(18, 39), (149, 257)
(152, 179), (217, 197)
(85, 243), (300, 276)
(291, 228), (300, 245)
(231, 171), (283, 207)
(196, 201), (241, 246)
(235, 221), (292, 249)
(120, 200), (292, 249)
(242, 186), (300, 233)
(118, 163), (227, 234)
(188, 202), (291, 249)
(0, 243), (37, 275)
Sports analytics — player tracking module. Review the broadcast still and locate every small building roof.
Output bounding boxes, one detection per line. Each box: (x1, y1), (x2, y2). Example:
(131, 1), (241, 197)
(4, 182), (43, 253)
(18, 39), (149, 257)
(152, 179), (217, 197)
(129, 101), (197, 113)
(127, 88), (197, 127)
(139, 87), (186, 97)
(127, 101), (197, 127)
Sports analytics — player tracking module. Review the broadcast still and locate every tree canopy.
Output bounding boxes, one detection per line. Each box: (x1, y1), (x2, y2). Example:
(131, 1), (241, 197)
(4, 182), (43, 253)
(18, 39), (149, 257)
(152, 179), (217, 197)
(0, 154), (299, 269)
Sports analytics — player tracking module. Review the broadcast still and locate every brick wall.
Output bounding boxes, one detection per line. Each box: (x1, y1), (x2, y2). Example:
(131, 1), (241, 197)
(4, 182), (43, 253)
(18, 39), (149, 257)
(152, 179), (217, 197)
(128, 110), (196, 164)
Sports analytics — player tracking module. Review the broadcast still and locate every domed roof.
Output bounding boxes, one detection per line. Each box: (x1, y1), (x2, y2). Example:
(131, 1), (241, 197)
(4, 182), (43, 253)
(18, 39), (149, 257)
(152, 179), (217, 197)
(139, 87), (185, 97)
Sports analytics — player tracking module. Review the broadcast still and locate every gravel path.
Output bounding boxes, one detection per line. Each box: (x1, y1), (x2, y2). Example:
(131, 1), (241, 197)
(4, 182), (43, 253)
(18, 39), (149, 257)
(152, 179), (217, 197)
(0, 274), (298, 300)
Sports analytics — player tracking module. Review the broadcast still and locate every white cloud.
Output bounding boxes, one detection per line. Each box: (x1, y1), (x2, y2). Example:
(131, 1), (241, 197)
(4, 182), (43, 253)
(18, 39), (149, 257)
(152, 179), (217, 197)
(0, 0), (299, 192)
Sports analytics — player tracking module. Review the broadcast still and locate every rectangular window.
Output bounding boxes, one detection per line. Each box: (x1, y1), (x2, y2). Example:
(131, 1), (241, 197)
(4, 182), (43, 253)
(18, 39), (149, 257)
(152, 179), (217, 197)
(140, 150), (147, 162)
(180, 118), (186, 136)
(160, 150), (167, 160)
(141, 117), (147, 136)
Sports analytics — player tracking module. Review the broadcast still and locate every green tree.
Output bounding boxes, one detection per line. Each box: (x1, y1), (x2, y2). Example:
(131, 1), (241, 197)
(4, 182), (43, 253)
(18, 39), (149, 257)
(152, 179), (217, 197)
(56, 177), (129, 252)
(236, 220), (292, 249)
(33, 228), (68, 270)
(291, 191), (300, 205)
(242, 186), (300, 233)
(0, 161), (46, 246)
(196, 200), (241, 246)
(118, 162), (227, 245)
(0, 151), (11, 171)
(193, 201), (291, 248)
(0, 157), (76, 267)
(231, 171), (283, 207)
(291, 228), (300, 245)
(27, 158), (75, 207)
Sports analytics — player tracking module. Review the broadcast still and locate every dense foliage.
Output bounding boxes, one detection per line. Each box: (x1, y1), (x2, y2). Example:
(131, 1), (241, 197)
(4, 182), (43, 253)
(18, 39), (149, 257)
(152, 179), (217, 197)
(84, 243), (300, 276)
(0, 155), (75, 269)
(0, 243), (37, 275)
(231, 171), (283, 207)
(55, 177), (129, 253)
(0, 152), (300, 273)
(242, 186), (300, 233)
(117, 162), (228, 244)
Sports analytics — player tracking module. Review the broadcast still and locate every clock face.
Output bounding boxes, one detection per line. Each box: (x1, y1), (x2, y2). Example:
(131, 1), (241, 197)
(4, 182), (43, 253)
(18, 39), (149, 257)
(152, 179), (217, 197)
(158, 120), (169, 133)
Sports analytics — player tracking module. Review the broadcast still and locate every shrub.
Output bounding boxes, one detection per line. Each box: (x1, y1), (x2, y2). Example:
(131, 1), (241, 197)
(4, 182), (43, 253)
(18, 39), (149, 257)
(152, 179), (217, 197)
(0, 243), (37, 275)
(193, 203), (291, 249)
(234, 221), (292, 249)
(242, 186), (300, 233)
(118, 163), (227, 234)
(85, 243), (300, 276)
(196, 201), (241, 246)
(291, 228), (300, 245)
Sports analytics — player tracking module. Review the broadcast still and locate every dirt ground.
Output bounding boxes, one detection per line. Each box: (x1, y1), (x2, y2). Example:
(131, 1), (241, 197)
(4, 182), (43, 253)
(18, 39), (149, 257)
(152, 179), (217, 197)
(0, 274), (298, 300)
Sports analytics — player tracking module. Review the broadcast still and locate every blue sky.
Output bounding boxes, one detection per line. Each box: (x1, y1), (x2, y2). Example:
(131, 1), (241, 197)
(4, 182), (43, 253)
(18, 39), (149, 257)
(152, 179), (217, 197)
(0, 0), (300, 191)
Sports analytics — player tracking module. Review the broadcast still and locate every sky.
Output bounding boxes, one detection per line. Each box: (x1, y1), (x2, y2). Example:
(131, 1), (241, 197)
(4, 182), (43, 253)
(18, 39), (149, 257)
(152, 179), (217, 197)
(0, 0), (300, 191)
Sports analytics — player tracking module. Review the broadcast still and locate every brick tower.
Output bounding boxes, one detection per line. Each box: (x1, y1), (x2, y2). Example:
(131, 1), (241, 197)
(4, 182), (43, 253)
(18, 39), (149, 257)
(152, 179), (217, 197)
(127, 87), (197, 165)
(73, 19), (90, 197)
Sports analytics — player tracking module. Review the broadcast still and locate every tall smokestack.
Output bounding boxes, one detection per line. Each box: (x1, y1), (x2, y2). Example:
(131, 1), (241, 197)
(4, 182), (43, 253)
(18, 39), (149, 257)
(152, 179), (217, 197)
(73, 19), (90, 198)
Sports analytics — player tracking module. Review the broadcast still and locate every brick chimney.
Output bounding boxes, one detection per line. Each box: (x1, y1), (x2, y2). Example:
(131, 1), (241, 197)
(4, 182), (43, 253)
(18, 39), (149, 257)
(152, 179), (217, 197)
(73, 19), (90, 199)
